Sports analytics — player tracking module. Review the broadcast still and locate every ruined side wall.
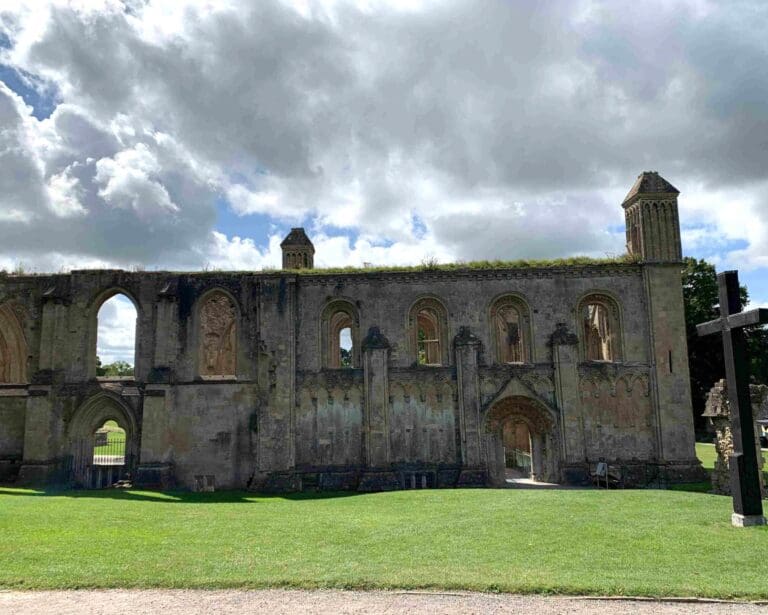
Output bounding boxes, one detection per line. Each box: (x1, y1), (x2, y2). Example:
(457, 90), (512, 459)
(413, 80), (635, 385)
(292, 266), (658, 480)
(388, 369), (458, 465)
(0, 261), (701, 489)
(293, 267), (650, 372)
(643, 264), (700, 477)
(295, 371), (364, 469)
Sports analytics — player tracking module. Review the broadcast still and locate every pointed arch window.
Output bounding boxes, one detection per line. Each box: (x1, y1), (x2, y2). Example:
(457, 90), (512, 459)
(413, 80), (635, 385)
(489, 295), (531, 364)
(408, 297), (449, 366)
(579, 294), (622, 362)
(321, 300), (360, 369)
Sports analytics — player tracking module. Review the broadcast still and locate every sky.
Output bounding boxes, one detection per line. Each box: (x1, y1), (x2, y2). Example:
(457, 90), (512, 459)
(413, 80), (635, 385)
(1, 0), (767, 364)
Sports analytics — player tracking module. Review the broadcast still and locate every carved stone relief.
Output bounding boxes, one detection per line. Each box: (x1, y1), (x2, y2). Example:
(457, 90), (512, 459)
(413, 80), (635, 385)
(199, 292), (237, 376)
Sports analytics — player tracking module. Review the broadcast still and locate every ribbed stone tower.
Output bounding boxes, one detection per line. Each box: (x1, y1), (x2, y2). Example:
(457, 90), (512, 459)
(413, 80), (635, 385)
(622, 171), (682, 262)
(280, 227), (315, 270)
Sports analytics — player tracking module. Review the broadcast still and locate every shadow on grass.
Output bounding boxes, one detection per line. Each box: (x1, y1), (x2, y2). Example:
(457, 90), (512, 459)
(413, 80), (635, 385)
(0, 487), (372, 504)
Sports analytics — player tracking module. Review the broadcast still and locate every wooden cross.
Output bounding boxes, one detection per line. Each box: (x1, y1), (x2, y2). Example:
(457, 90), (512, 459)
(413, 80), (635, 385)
(697, 270), (767, 526)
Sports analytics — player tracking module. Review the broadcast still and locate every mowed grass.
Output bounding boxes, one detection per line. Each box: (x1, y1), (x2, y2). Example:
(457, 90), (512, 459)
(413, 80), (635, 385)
(1, 487), (767, 598)
(696, 441), (768, 482)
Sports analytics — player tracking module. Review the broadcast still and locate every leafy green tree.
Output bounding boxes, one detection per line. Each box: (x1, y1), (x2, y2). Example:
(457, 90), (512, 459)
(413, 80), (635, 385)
(96, 357), (134, 377)
(682, 257), (768, 431)
(340, 347), (352, 368)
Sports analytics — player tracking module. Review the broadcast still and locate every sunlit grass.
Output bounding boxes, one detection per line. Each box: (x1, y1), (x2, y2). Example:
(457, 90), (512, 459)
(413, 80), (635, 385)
(0, 487), (766, 598)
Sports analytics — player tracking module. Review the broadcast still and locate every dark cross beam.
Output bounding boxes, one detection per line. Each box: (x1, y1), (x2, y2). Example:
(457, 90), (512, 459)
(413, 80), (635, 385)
(697, 270), (767, 523)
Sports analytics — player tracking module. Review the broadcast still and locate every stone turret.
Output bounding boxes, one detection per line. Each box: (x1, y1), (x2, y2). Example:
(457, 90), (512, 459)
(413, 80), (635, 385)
(622, 171), (682, 262)
(280, 227), (315, 270)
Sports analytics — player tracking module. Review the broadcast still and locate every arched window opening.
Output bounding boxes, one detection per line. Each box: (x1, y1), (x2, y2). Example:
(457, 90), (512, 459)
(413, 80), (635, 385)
(409, 297), (449, 367)
(490, 295), (530, 364)
(496, 305), (523, 363)
(417, 308), (441, 365)
(323, 302), (359, 369)
(580, 295), (621, 362)
(503, 420), (532, 479)
(96, 294), (136, 378)
(198, 291), (237, 377)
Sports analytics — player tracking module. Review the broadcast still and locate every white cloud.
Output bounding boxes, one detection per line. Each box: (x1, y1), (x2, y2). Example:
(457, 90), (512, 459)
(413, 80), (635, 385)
(0, 0), (766, 276)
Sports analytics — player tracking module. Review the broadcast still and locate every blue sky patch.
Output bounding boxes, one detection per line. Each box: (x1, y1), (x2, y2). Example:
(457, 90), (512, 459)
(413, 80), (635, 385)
(0, 64), (58, 120)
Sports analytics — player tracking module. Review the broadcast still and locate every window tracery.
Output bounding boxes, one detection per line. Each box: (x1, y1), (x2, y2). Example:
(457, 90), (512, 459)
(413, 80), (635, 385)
(408, 297), (449, 366)
(579, 294), (622, 362)
(489, 296), (530, 364)
(321, 300), (359, 368)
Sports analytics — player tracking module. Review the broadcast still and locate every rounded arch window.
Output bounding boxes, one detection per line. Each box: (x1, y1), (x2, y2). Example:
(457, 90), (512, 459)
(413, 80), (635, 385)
(95, 293), (137, 378)
(197, 290), (238, 377)
(321, 300), (359, 368)
(408, 297), (449, 366)
(578, 293), (622, 362)
(489, 295), (531, 364)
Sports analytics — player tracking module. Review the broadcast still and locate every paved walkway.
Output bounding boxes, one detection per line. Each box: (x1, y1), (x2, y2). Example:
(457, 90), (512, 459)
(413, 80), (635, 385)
(1, 589), (766, 614)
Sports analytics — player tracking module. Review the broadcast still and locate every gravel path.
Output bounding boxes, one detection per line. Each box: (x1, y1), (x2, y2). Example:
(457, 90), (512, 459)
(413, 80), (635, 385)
(1, 590), (767, 614)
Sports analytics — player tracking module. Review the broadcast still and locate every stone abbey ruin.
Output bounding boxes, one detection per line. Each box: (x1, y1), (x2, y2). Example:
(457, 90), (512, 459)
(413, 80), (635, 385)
(0, 172), (704, 491)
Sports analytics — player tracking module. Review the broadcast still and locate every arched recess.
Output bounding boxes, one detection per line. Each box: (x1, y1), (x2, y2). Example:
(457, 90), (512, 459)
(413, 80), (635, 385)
(195, 288), (239, 378)
(67, 391), (140, 486)
(408, 296), (450, 366)
(488, 293), (532, 364)
(484, 395), (559, 485)
(577, 292), (623, 362)
(0, 302), (27, 383)
(320, 299), (360, 369)
(86, 288), (140, 379)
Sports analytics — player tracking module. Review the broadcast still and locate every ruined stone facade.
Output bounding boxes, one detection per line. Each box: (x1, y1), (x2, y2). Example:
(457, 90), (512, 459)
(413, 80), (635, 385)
(703, 379), (767, 496)
(0, 172), (703, 490)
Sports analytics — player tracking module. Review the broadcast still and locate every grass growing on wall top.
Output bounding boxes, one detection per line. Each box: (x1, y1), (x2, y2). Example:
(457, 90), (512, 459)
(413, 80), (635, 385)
(278, 254), (641, 275)
(0, 486), (766, 598)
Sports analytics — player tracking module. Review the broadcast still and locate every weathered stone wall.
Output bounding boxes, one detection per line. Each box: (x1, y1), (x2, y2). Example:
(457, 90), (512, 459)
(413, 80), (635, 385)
(705, 379), (766, 497)
(0, 260), (702, 491)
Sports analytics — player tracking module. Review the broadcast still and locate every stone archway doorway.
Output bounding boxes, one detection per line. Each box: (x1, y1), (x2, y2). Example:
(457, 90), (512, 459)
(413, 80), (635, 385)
(67, 393), (139, 489)
(485, 395), (558, 486)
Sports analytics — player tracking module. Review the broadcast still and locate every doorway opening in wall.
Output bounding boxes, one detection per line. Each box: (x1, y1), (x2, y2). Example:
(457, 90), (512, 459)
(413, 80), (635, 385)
(71, 419), (132, 489)
(96, 294), (136, 378)
(503, 420), (532, 480)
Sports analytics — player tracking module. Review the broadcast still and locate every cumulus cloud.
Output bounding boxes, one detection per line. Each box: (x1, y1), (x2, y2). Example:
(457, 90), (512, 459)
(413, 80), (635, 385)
(0, 0), (766, 277)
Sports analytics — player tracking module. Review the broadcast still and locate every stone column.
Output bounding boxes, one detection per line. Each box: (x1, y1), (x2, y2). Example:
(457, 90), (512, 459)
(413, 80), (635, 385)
(454, 328), (485, 485)
(17, 386), (60, 484)
(358, 327), (399, 491)
(38, 295), (67, 373)
(550, 323), (586, 482)
(135, 386), (175, 489)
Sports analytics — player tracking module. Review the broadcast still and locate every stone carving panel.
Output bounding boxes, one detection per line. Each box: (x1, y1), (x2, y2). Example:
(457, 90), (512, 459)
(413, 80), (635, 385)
(199, 292), (237, 377)
(0, 302), (27, 383)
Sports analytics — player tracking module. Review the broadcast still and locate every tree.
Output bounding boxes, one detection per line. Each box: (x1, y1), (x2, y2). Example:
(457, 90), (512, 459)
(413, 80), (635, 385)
(682, 257), (768, 432)
(96, 357), (134, 377)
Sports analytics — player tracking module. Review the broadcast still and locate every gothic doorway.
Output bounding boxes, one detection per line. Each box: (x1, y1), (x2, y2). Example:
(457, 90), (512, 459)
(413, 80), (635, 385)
(67, 393), (139, 489)
(485, 395), (558, 486)
(503, 420), (532, 479)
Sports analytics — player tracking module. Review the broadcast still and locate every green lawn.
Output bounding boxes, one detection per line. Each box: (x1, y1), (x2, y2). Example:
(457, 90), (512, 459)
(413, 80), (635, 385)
(696, 441), (768, 482)
(1, 487), (767, 598)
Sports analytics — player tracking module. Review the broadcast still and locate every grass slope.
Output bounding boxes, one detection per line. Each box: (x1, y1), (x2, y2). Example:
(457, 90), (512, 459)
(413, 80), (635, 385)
(1, 487), (767, 598)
